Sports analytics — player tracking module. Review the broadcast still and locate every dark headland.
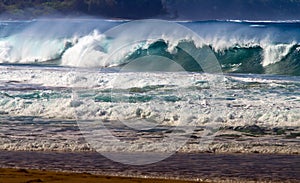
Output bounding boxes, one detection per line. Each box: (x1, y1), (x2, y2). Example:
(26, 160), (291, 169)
(0, 0), (300, 20)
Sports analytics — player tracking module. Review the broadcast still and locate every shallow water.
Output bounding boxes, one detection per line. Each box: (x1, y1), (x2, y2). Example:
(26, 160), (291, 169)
(0, 115), (299, 154)
(0, 150), (299, 182)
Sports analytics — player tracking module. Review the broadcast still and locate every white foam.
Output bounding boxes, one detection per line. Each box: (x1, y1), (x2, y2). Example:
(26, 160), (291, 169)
(0, 35), (70, 63)
(61, 30), (110, 67)
(261, 42), (295, 66)
(0, 66), (299, 153)
(0, 66), (299, 128)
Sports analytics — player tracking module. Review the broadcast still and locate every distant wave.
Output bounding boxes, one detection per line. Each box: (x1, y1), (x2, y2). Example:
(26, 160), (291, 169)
(225, 19), (300, 23)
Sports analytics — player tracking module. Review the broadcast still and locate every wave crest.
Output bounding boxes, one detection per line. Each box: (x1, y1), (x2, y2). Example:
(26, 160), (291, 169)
(0, 19), (299, 75)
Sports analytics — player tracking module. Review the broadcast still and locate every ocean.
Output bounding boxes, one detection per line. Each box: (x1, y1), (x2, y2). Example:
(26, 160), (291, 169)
(0, 18), (299, 180)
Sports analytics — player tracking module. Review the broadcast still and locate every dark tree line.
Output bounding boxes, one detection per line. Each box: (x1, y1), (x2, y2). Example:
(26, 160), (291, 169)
(0, 0), (166, 19)
(1, 0), (299, 20)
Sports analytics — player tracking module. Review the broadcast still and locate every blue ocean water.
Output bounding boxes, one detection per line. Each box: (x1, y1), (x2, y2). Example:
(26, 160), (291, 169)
(0, 19), (299, 155)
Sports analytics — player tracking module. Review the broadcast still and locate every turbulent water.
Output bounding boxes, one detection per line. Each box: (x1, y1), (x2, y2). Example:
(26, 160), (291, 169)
(0, 19), (299, 156)
(1, 19), (300, 75)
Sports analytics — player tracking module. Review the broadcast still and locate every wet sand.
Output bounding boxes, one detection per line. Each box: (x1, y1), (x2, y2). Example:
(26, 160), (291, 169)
(0, 168), (198, 183)
(0, 151), (299, 183)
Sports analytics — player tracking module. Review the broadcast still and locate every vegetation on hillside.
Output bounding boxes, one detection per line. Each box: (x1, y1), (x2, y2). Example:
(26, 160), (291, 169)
(0, 0), (166, 19)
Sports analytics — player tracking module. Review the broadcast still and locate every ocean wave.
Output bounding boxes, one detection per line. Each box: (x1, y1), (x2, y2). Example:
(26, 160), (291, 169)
(60, 31), (300, 75)
(225, 19), (300, 23)
(0, 20), (300, 75)
(0, 34), (76, 64)
(1, 31), (299, 75)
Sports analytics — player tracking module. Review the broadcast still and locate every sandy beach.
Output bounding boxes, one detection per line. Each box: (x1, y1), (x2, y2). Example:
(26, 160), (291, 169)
(0, 168), (201, 183)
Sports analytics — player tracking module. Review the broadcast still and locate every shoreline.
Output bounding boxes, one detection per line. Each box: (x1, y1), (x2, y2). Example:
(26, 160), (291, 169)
(0, 150), (299, 182)
(0, 168), (200, 183)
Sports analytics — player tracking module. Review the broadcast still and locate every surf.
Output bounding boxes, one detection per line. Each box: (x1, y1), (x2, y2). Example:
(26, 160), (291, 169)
(0, 19), (300, 75)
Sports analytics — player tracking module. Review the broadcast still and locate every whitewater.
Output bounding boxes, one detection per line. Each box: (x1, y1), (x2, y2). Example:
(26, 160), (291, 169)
(0, 19), (299, 156)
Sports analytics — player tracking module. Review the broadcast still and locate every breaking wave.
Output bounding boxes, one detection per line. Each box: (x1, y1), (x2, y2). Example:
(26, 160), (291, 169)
(0, 19), (300, 75)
